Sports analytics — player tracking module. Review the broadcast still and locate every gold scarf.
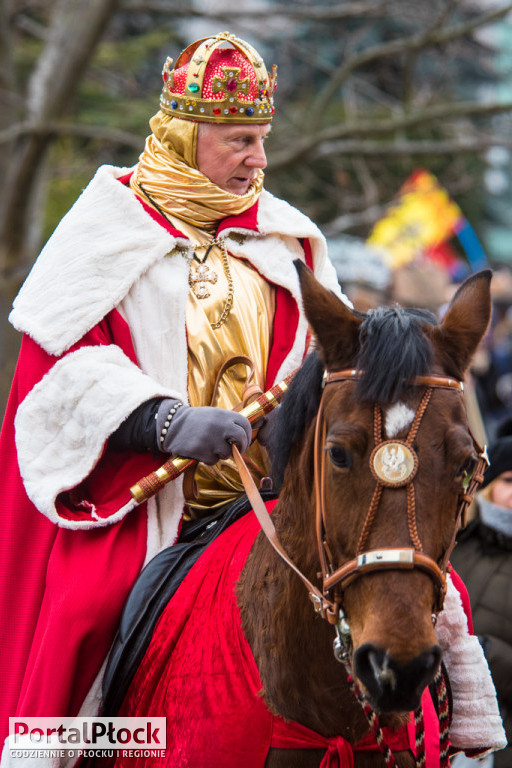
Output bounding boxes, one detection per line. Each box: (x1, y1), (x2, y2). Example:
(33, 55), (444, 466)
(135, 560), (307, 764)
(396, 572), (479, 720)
(130, 111), (264, 232)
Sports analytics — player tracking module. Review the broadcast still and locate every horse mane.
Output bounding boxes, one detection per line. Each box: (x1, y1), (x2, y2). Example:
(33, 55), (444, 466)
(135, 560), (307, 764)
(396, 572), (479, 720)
(270, 305), (438, 489)
(269, 352), (324, 489)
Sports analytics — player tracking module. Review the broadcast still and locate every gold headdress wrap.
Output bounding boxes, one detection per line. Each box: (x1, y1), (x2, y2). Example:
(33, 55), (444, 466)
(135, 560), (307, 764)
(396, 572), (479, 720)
(130, 110), (264, 232)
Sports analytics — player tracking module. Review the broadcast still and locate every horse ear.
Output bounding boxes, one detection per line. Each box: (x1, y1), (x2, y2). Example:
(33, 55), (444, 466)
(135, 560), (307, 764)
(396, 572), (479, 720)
(433, 270), (492, 377)
(295, 260), (363, 369)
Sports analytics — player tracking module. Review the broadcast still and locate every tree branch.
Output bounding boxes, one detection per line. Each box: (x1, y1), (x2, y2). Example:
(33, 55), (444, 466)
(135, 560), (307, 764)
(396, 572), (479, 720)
(0, 119), (142, 148)
(4, 110), (508, 170)
(313, 136), (512, 159)
(323, 205), (386, 236)
(309, 1), (512, 130)
(121, 0), (388, 21)
(269, 100), (512, 170)
(0, 0), (122, 269)
(13, 14), (49, 41)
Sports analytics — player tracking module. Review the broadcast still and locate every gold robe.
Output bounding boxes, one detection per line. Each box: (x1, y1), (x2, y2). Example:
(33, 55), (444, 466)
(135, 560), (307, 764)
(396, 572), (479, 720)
(170, 216), (275, 516)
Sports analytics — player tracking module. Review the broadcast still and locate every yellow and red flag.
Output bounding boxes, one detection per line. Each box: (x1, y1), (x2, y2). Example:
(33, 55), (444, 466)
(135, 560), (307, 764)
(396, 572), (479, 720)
(367, 169), (464, 269)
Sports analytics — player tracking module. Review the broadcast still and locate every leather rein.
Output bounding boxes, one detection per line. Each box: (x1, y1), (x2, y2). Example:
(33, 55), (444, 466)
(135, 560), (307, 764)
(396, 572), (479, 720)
(233, 368), (488, 633)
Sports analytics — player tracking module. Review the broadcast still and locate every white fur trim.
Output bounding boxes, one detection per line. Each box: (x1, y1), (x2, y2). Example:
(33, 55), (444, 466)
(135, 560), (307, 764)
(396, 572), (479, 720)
(9, 165), (185, 356)
(436, 574), (506, 753)
(15, 344), (181, 529)
(257, 189), (325, 239)
(5, 171), (354, 748)
(226, 232), (309, 382)
(224, 230), (347, 383)
(9, 169), (350, 357)
(1, 736), (61, 768)
(118, 254), (190, 395)
(256, 190), (351, 308)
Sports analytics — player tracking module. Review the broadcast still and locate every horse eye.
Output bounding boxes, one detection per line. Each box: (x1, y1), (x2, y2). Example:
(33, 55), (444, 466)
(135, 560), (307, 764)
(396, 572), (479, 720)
(459, 456), (476, 473)
(328, 446), (352, 469)
(457, 456), (477, 485)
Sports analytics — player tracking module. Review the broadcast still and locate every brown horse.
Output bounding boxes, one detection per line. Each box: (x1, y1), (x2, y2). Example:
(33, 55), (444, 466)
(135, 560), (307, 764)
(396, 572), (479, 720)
(110, 265), (492, 768)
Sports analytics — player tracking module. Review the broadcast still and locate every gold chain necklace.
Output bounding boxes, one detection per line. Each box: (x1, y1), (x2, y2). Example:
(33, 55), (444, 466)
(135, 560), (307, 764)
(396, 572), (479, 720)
(189, 237), (234, 330)
(137, 184), (234, 330)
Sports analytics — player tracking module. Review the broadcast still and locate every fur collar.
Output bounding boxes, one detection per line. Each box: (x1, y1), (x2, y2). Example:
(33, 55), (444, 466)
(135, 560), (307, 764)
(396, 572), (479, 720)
(10, 165), (329, 356)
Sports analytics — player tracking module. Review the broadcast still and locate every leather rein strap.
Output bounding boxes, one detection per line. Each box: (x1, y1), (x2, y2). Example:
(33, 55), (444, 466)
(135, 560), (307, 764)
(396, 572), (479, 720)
(232, 369), (488, 626)
(232, 445), (339, 624)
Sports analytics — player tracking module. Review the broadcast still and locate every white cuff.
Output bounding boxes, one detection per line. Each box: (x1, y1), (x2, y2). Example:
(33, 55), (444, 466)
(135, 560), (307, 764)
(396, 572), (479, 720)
(15, 344), (181, 528)
(436, 574), (506, 753)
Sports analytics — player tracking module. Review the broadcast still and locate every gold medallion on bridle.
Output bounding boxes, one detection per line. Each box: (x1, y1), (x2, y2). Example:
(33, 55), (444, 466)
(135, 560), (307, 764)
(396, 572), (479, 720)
(370, 441), (418, 487)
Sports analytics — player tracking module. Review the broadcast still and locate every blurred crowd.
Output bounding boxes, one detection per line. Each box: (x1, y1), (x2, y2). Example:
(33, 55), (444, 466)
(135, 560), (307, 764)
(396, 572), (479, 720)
(470, 268), (512, 441)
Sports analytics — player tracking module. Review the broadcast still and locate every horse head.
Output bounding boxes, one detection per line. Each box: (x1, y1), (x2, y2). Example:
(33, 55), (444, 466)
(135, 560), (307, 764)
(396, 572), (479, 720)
(266, 264), (491, 720)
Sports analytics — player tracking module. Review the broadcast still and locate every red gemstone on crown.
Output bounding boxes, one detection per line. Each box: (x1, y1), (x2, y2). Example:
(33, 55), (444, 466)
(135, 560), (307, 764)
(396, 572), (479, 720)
(213, 107), (221, 115)
(226, 78), (237, 92)
(229, 107), (238, 114)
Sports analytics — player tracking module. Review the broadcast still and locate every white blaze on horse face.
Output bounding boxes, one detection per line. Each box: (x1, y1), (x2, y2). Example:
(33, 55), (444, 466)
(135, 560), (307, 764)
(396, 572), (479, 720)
(385, 403), (415, 438)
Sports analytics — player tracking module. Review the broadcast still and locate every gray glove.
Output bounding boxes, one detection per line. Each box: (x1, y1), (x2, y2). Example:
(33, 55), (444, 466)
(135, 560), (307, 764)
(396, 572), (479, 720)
(156, 400), (252, 464)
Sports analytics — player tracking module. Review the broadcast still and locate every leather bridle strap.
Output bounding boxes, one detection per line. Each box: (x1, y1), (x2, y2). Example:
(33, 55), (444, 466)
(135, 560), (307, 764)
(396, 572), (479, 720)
(232, 445), (339, 623)
(325, 370), (464, 392)
(315, 370), (471, 616)
(323, 548), (447, 614)
(437, 436), (489, 571)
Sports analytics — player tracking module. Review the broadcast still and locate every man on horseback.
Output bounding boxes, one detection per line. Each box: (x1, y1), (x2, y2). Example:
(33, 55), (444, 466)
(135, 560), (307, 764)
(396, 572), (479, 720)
(0, 30), (506, 768)
(0, 30), (344, 764)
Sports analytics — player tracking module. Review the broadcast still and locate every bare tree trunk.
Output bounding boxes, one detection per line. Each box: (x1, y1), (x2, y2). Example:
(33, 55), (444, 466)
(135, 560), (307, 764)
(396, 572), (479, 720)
(0, 0), (120, 271)
(0, 0), (21, 418)
(0, 0), (120, 417)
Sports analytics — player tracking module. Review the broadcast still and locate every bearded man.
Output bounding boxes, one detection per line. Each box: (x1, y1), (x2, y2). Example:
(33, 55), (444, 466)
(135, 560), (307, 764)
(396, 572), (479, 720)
(0, 31), (344, 752)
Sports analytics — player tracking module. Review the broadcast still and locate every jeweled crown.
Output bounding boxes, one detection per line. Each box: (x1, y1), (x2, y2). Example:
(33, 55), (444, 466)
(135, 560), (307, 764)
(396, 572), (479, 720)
(159, 31), (277, 124)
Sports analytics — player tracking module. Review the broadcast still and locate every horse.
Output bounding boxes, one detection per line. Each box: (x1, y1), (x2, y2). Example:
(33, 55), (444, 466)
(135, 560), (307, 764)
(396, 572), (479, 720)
(104, 264), (492, 768)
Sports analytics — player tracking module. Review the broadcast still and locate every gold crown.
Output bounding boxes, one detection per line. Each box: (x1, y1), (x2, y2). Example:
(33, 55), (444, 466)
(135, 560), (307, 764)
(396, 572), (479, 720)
(159, 31), (277, 124)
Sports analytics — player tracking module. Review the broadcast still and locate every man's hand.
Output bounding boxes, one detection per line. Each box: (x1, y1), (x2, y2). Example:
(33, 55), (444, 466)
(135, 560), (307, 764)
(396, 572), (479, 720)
(157, 401), (252, 464)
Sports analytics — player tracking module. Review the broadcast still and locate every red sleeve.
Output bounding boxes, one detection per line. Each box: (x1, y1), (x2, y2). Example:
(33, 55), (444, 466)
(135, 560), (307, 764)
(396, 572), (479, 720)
(265, 238), (314, 388)
(303, 237), (314, 270)
(448, 564), (474, 634)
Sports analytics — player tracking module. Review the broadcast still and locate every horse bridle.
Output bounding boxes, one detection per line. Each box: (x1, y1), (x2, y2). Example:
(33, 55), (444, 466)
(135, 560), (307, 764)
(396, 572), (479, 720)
(233, 368), (488, 634)
(313, 370), (488, 629)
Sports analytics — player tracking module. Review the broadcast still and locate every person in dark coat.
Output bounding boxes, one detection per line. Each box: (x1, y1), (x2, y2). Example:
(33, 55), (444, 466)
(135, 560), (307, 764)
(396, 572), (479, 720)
(451, 418), (512, 768)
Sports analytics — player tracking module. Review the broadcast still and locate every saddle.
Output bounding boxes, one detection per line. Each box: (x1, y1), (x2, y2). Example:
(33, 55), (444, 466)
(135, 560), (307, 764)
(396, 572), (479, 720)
(101, 489), (277, 715)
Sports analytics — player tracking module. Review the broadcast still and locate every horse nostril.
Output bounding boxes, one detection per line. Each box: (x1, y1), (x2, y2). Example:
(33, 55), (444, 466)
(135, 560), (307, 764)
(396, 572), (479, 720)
(368, 649), (397, 691)
(354, 643), (442, 712)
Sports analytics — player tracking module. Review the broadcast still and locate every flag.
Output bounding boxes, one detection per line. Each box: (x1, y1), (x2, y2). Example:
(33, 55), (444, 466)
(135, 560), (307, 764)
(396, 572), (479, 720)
(367, 169), (487, 272)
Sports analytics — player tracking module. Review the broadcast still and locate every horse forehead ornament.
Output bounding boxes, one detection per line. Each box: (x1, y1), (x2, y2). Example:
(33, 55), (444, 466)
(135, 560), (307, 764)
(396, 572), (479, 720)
(371, 442), (416, 485)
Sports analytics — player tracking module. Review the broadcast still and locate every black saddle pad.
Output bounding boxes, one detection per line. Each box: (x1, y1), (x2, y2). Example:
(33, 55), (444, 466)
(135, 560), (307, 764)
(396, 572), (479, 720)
(101, 490), (277, 715)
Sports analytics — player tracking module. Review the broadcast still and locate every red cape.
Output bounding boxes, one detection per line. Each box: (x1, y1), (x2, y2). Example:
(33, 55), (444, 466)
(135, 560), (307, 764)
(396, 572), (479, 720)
(0, 195), (312, 744)
(0, 313), (156, 739)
